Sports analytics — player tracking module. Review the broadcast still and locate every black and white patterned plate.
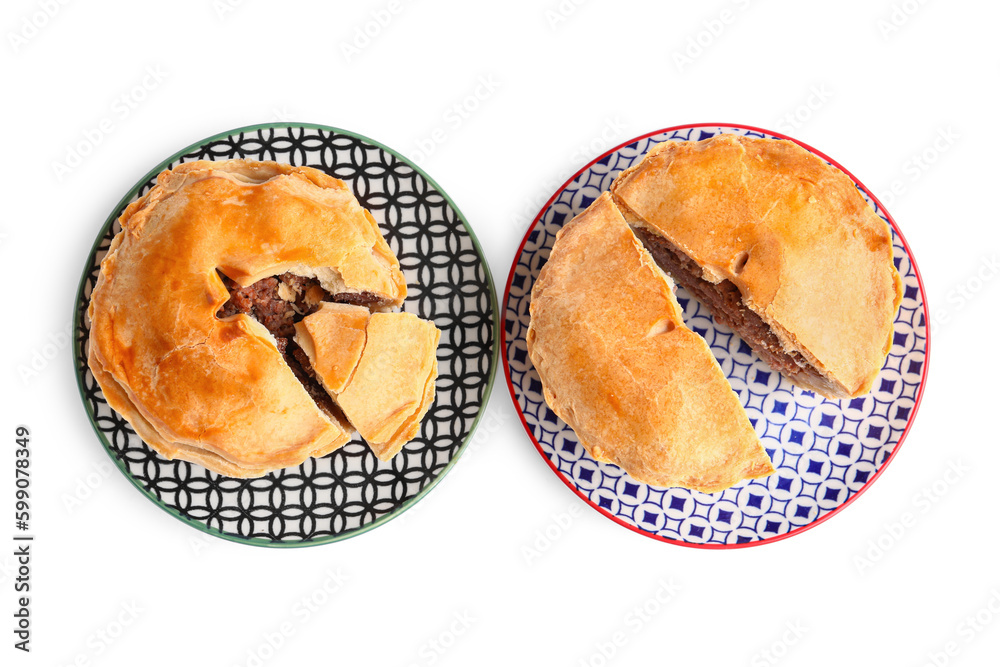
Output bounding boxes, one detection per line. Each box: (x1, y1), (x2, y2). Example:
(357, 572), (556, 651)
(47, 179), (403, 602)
(503, 124), (929, 548)
(74, 123), (498, 547)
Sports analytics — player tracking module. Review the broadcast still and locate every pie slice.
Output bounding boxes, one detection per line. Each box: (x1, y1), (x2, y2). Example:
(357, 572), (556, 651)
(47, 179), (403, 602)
(316, 312), (441, 461)
(527, 192), (774, 493)
(610, 135), (902, 398)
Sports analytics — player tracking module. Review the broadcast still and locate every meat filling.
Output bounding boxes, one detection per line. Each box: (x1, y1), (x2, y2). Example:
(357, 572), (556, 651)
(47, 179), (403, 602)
(216, 271), (385, 416)
(633, 229), (826, 386)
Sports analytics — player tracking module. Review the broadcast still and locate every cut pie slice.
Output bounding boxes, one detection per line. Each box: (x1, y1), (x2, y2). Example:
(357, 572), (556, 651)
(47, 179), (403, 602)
(610, 135), (902, 398)
(297, 309), (441, 461)
(526, 192), (774, 493)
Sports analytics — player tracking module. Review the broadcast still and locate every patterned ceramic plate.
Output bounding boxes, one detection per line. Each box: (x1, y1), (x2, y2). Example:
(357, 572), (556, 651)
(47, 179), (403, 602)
(503, 124), (929, 548)
(74, 123), (498, 547)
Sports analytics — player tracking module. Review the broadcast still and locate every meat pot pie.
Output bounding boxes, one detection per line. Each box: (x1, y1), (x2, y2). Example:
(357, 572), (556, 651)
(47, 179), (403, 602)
(87, 159), (440, 477)
(527, 136), (902, 491)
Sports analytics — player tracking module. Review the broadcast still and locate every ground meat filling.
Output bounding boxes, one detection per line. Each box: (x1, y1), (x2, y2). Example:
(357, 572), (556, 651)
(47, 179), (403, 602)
(215, 271), (385, 415)
(633, 229), (825, 385)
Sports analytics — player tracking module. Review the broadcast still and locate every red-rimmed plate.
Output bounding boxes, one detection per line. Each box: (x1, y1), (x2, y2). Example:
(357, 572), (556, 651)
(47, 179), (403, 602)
(502, 124), (928, 548)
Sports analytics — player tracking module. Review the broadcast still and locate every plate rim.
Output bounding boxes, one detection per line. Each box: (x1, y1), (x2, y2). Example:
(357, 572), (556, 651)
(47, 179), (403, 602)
(500, 122), (931, 550)
(73, 121), (500, 548)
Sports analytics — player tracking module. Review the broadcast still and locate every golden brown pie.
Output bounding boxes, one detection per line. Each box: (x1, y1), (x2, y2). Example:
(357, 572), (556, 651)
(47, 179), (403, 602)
(611, 135), (902, 398)
(87, 159), (440, 477)
(527, 192), (775, 493)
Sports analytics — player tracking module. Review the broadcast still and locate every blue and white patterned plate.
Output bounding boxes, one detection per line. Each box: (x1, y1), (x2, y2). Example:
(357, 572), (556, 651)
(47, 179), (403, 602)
(502, 124), (929, 548)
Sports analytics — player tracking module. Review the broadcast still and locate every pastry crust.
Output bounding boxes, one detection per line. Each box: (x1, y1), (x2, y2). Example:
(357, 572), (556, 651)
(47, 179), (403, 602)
(87, 159), (413, 475)
(88, 342), (350, 477)
(526, 193), (774, 493)
(611, 135), (902, 398)
(336, 313), (441, 461)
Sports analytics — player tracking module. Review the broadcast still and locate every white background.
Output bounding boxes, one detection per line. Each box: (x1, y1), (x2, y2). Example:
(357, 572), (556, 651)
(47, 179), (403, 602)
(2, 0), (999, 665)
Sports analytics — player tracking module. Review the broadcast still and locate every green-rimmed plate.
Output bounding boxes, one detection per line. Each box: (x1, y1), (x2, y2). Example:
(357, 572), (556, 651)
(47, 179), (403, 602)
(73, 123), (498, 547)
